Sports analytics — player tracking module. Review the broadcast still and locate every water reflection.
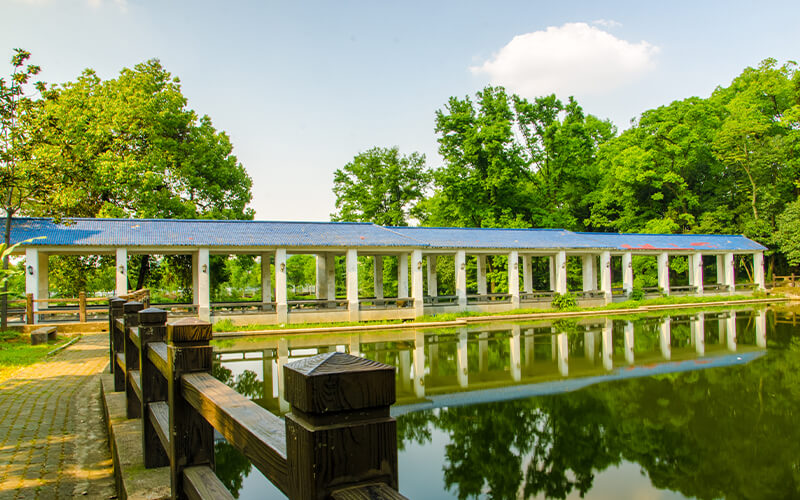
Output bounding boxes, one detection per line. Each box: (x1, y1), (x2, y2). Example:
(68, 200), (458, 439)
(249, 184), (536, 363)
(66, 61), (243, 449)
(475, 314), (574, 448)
(213, 307), (799, 499)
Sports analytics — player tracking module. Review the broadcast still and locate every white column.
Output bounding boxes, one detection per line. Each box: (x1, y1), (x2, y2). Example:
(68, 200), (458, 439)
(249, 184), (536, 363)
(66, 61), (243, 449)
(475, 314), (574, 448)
(275, 249), (288, 323)
(622, 252), (633, 296)
(457, 328), (468, 388)
(753, 252), (765, 289)
(411, 249), (424, 317)
(755, 310), (767, 348)
(687, 254), (695, 286)
(346, 249), (359, 322)
(600, 251), (612, 300)
(397, 254), (408, 299)
(261, 253), (273, 302)
(374, 256), (384, 299)
(556, 333), (568, 376)
(455, 250), (467, 308)
(658, 252), (670, 295)
(555, 251), (567, 294)
(692, 313), (705, 355)
(508, 250), (520, 308)
(476, 254), (487, 295)
(36, 252), (48, 307)
(326, 253), (336, 301)
(660, 318), (671, 360)
(197, 248), (210, 321)
(724, 252), (736, 293)
(522, 255), (532, 293)
(413, 331), (425, 398)
(692, 252), (704, 295)
(581, 255), (595, 292)
(426, 255), (437, 297)
(601, 319), (613, 371)
(25, 248), (39, 323)
(548, 256), (556, 291)
(716, 255), (725, 285)
(116, 247), (128, 297)
(624, 321), (634, 365)
(510, 325), (521, 382)
(315, 254), (325, 300)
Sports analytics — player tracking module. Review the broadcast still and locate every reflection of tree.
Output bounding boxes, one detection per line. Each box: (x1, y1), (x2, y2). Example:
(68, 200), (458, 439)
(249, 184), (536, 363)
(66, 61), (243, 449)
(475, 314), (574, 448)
(396, 410), (434, 452)
(214, 441), (252, 498)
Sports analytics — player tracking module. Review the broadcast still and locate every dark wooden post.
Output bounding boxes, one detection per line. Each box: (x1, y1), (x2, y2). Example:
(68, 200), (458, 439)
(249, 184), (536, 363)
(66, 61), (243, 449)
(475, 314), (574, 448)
(26, 293), (34, 325)
(124, 301), (144, 417)
(284, 352), (398, 499)
(110, 298), (126, 387)
(167, 318), (215, 500)
(139, 307), (170, 468)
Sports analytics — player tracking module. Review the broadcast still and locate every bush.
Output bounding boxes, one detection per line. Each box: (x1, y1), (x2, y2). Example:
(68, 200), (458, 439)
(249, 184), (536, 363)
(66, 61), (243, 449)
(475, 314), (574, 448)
(552, 292), (577, 310)
(629, 287), (645, 301)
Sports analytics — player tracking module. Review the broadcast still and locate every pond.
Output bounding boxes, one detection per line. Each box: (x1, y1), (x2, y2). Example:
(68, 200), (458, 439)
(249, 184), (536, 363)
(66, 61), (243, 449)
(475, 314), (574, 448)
(210, 307), (800, 499)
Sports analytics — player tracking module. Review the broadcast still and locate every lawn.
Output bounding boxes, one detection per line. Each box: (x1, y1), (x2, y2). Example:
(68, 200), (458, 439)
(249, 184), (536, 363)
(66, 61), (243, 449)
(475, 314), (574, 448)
(0, 330), (72, 383)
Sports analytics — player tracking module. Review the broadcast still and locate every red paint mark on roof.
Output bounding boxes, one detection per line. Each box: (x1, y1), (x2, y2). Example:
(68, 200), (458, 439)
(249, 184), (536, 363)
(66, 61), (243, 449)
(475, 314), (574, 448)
(621, 244), (633, 249)
(690, 242), (711, 247)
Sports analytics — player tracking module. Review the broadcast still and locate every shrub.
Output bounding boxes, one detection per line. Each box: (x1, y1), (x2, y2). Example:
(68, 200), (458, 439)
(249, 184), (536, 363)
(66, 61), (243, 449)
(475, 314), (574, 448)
(552, 292), (577, 310)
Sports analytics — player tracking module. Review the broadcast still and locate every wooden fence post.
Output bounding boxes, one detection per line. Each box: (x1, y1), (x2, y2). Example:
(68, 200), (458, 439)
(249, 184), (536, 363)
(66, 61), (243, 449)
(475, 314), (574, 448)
(167, 318), (215, 500)
(110, 298), (126, 387)
(79, 291), (87, 322)
(124, 301), (144, 418)
(284, 352), (398, 499)
(139, 307), (170, 468)
(26, 293), (34, 325)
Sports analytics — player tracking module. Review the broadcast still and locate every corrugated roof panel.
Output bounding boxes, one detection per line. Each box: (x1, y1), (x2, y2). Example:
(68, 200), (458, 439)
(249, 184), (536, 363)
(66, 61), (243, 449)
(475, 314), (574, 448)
(387, 226), (607, 249)
(575, 232), (767, 251)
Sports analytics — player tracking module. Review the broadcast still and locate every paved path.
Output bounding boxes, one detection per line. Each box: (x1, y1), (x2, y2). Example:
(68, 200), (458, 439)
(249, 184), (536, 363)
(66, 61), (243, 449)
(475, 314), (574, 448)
(0, 332), (116, 499)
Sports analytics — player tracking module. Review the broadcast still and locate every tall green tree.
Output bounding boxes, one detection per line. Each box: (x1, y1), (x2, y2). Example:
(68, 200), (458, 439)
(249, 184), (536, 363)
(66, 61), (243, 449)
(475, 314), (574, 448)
(332, 146), (429, 226)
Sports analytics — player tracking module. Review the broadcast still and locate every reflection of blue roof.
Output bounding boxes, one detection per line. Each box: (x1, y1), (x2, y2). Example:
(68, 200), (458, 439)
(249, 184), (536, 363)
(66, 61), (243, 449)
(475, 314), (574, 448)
(574, 232), (767, 252)
(8, 217), (767, 252)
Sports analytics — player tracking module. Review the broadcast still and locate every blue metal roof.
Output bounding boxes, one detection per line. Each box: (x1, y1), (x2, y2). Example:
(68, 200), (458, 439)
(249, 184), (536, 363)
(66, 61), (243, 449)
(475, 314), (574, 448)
(574, 232), (767, 252)
(8, 218), (766, 252)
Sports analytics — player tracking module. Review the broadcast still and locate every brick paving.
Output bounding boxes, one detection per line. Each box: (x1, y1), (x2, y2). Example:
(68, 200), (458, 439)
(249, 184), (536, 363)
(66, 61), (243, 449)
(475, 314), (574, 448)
(0, 331), (116, 499)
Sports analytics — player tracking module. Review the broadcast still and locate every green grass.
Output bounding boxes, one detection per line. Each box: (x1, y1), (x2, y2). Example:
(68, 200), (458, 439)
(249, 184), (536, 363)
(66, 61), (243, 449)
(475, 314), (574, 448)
(0, 330), (70, 383)
(211, 293), (780, 333)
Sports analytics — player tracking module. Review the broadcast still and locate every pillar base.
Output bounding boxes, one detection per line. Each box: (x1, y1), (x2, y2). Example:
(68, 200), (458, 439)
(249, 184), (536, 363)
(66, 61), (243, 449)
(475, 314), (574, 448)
(413, 299), (424, 318)
(276, 303), (288, 324)
(348, 302), (360, 322)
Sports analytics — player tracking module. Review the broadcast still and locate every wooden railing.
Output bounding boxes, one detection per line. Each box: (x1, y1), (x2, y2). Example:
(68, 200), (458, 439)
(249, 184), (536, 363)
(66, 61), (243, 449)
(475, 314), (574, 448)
(771, 274), (797, 289)
(108, 298), (407, 500)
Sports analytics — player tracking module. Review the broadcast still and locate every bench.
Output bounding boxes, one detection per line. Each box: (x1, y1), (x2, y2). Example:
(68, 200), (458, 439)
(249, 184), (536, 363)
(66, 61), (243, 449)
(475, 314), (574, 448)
(31, 326), (57, 345)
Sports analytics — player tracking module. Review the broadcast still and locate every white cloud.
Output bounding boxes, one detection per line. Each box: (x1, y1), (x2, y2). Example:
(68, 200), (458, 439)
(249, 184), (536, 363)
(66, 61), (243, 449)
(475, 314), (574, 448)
(87, 0), (128, 12)
(470, 22), (659, 98)
(592, 19), (622, 28)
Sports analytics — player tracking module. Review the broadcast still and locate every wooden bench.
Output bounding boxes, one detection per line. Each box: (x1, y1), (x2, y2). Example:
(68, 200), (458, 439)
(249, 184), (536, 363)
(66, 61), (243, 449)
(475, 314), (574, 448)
(31, 326), (57, 345)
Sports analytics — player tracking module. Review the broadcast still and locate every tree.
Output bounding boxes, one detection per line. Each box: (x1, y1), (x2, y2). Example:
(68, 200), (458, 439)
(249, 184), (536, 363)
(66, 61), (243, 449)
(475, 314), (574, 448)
(332, 146), (430, 226)
(777, 198), (800, 267)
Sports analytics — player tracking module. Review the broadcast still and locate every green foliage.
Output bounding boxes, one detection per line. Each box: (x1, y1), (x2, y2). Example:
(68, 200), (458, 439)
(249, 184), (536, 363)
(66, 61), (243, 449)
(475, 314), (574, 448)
(629, 287), (645, 301)
(777, 198), (800, 267)
(552, 292), (577, 310)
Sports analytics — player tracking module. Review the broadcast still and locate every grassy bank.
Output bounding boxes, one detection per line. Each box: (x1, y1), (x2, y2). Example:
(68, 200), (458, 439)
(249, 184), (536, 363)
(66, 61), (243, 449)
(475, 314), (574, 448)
(0, 330), (72, 383)
(212, 293), (780, 333)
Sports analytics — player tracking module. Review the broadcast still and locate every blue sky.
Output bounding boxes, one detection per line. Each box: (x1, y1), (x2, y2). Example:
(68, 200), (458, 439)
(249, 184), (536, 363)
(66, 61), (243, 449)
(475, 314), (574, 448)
(3, 0), (799, 221)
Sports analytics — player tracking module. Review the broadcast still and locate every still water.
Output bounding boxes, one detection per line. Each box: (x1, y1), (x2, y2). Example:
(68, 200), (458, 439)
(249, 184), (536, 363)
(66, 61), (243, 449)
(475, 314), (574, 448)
(211, 307), (800, 499)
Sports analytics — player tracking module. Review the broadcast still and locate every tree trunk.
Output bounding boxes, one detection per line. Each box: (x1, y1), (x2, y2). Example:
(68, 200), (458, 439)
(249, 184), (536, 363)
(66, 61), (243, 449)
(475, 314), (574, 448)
(136, 254), (150, 291)
(2, 212), (13, 331)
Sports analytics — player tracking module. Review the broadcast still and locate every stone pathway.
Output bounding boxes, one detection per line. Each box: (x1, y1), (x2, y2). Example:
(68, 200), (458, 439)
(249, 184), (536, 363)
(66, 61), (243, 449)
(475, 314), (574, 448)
(0, 331), (116, 499)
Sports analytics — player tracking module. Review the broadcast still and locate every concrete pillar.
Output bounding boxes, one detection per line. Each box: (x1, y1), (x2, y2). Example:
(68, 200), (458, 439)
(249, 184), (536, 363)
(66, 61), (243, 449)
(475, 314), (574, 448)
(555, 251), (567, 294)
(692, 252), (704, 295)
(455, 250), (467, 308)
(692, 313), (705, 355)
(275, 249), (288, 323)
(724, 252), (736, 292)
(116, 247), (128, 296)
(658, 252), (670, 295)
(374, 256), (384, 299)
(262, 253), (273, 302)
(36, 252), (48, 305)
(457, 328), (468, 388)
(600, 251), (612, 300)
(426, 255), (437, 297)
(716, 255), (725, 285)
(522, 255), (532, 293)
(346, 249), (359, 322)
(687, 254), (695, 286)
(660, 318), (671, 360)
(753, 252), (765, 289)
(413, 331), (425, 398)
(476, 255), (487, 295)
(397, 254), (408, 299)
(556, 333), (568, 376)
(622, 252), (633, 296)
(623, 321), (634, 365)
(197, 248), (210, 321)
(325, 253), (336, 301)
(25, 248), (39, 323)
(726, 312), (737, 351)
(315, 254), (325, 300)
(510, 325), (521, 382)
(601, 319), (613, 371)
(509, 250), (520, 308)
(581, 255), (596, 292)
(548, 256), (556, 291)
(755, 310), (767, 348)
(411, 249), (424, 317)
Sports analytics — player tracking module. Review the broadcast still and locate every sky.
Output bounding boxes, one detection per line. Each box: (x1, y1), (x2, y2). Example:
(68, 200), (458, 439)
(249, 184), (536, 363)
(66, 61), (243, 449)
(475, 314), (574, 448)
(3, 0), (799, 222)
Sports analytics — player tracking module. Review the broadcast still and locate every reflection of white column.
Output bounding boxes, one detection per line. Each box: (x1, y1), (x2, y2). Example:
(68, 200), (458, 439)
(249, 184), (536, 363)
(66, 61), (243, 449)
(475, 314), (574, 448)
(692, 313), (705, 356)
(755, 310), (767, 348)
(197, 248), (210, 321)
(374, 256), (384, 299)
(600, 251), (612, 301)
(555, 251), (568, 294)
(349, 333), (361, 357)
(457, 328), (469, 388)
(660, 318), (672, 360)
(584, 329), (596, 362)
(510, 325), (521, 382)
(429, 339), (438, 375)
(724, 253), (736, 293)
(477, 255), (487, 295)
(692, 252), (704, 295)
(426, 255), (437, 297)
(726, 312), (737, 351)
(325, 253), (336, 300)
(397, 254), (408, 299)
(601, 319), (613, 371)
(346, 249), (359, 322)
(262, 253), (273, 302)
(622, 252), (633, 296)
(753, 252), (765, 289)
(479, 332), (488, 373)
(413, 331), (425, 398)
(524, 330), (534, 368)
(548, 256), (556, 291)
(25, 248), (39, 323)
(658, 252), (670, 295)
(455, 250), (467, 309)
(116, 247), (128, 296)
(277, 338), (289, 413)
(411, 249), (424, 317)
(275, 249), (288, 323)
(509, 250), (520, 308)
(582, 255), (596, 292)
(522, 255), (532, 293)
(556, 333), (568, 376)
(399, 350), (411, 392)
(718, 317), (726, 345)
(263, 353), (274, 399)
(624, 321), (634, 365)
(315, 254), (325, 299)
